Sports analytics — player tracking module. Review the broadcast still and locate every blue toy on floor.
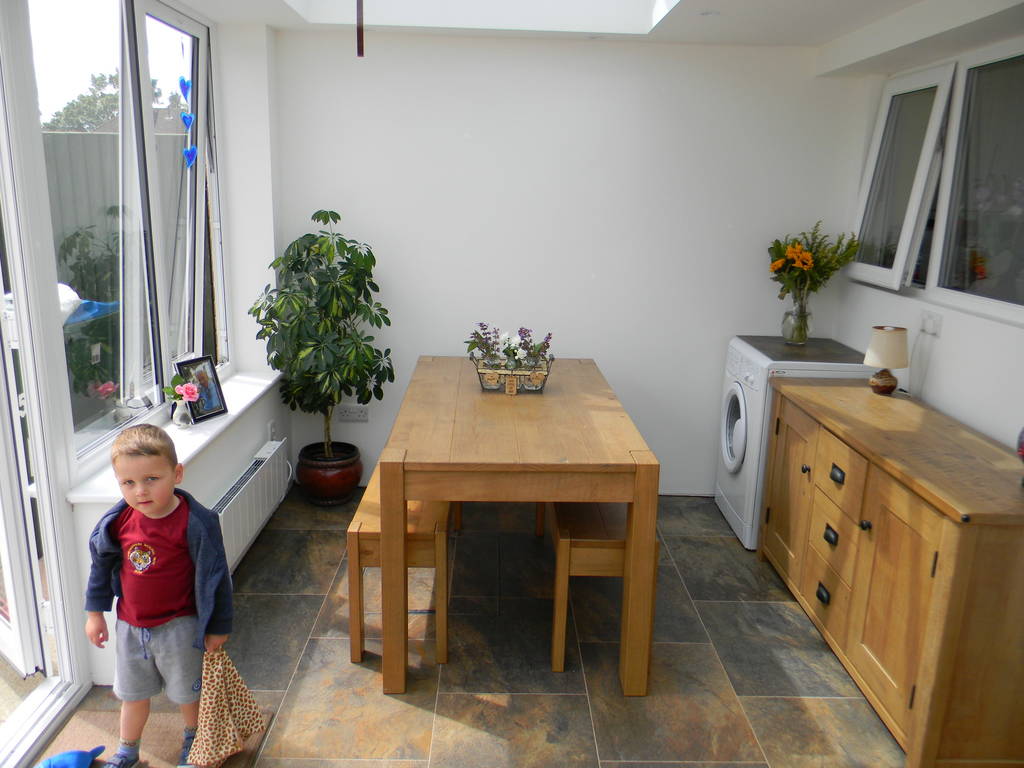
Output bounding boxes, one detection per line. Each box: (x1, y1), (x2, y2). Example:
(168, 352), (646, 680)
(35, 746), (104, 768)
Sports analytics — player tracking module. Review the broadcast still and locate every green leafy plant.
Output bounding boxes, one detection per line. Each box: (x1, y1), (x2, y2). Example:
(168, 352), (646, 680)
(249, 210), (394, 457)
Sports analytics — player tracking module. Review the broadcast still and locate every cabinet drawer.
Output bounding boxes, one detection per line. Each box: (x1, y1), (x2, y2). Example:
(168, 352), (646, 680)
(799, 546), (851, 650)
(814, 428), (867, 519)
(807, 488), (859, 587)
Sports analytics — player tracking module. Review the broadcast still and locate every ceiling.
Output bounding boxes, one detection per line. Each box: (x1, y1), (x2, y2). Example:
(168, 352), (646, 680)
(190, 0), (926, 46)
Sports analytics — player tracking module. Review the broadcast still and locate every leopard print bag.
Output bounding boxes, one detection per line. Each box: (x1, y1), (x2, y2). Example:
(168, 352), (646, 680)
(187, 650), (265, 768)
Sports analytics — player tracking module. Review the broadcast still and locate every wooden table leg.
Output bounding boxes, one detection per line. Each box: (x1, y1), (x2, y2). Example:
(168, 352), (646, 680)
(620, 450), (659, 695)
(379, 448), (408, 693)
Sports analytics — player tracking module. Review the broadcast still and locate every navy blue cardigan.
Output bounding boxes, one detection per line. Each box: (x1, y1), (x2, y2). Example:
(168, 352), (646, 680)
(85, 489), (233, 649)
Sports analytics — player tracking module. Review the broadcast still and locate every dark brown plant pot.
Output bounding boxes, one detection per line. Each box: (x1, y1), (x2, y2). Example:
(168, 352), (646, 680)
(296, 441), (363, 505)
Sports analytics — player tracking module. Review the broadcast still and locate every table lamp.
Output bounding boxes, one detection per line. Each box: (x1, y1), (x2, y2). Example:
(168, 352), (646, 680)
(864, 325), (908, 395)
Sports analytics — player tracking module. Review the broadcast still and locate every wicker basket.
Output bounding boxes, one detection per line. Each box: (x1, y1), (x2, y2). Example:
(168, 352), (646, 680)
(471, 354), (554, 395)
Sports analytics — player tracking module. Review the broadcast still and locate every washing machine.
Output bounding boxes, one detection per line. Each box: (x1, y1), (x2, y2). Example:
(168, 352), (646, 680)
(714, 336), (872, 550)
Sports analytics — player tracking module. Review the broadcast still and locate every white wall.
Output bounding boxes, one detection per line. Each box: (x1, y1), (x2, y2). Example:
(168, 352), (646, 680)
(830, 280), (1024, 449)
(270, 30), (877, 493)
(214, 24), (280, 374)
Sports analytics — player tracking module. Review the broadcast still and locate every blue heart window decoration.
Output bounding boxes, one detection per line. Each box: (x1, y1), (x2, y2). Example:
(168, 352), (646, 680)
(183, 145), (197, 168)
(180, 112), (194, 131)
(178, 76), (191, 102)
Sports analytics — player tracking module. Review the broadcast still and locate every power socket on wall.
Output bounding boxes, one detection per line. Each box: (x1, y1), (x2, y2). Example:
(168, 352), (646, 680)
(336, 404), (369, 422)
(921, 310), (943, 337)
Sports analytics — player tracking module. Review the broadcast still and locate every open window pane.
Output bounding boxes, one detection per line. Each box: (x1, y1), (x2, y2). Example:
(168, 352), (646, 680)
(144, 12), (198, 361)
(28, 0), (152, 450)
(849, 64), (953, 290)
(937, 53), (1024, 307)
(858, 87), (936, 270)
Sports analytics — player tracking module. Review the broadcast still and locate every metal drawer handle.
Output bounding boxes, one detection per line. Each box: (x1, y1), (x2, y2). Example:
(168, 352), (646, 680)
(859, 519), (873, 531)
(816, 582), (831, 606)
(823, 523), (839, 547)
(829, 463), (846, 485)
(801, 464), (811, 474)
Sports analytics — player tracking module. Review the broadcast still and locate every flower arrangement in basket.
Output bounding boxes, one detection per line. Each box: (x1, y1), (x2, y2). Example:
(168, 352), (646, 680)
(768, 221), (859, 344)
(465, 323), (554, 395)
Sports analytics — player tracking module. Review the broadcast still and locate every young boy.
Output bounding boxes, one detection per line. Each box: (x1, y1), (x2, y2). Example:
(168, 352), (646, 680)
(85, 424), (233, 768)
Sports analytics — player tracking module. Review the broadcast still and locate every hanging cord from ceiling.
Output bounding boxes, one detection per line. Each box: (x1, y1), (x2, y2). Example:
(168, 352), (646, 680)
(357, 0), (364, 56)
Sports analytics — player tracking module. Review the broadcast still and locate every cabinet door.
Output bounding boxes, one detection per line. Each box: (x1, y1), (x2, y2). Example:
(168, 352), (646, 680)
(847, 466), (943, 736)
(762, 397), (818, 583)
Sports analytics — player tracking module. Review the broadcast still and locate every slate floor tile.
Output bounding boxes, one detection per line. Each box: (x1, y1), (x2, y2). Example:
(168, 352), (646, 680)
(666, 535), (792, 602)
(310, 560), (437, 641)
(453, 501), (544, 534)
(571, 565), (708, 644)
(431, 693), (598, 768)
(499, 533), (555, 598)
(584, 642), (764, 763)
(264, 485), (363, 531)
(261, 637), (438, 761)
(449, 534), (500, 597)
(233, 529), (345, 594)
(231, 593), (324, 691)
(258, 760), (425, 767)
(441, 597), (584, 694)
(657, 495), (734, 537)
(696, 600), (861, 697)
(742, 696), (904, 767)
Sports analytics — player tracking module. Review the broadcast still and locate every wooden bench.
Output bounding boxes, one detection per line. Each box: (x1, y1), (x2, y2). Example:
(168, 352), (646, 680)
(347, 466), (450, 664)
(551, 501), (657, 672)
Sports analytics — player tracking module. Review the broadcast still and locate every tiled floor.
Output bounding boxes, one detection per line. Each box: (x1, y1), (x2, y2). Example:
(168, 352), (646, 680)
(85, 489), (908, 767)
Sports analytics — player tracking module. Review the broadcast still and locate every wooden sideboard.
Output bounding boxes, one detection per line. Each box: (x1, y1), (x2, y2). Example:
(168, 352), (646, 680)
(760, 378), (1024, 768)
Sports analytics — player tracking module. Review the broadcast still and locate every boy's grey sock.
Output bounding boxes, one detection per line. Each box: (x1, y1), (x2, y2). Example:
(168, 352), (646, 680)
(116, 738), (140, 760)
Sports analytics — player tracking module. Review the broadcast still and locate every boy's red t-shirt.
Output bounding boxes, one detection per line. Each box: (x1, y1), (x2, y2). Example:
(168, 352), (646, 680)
(115, 494), (197, 627)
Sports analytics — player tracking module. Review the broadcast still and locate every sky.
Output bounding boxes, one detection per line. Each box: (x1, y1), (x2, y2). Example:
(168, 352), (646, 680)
(29, 0), (194, 123)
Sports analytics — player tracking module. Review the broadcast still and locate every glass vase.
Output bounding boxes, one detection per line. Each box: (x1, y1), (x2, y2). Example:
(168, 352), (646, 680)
(781, 294), (812, 345)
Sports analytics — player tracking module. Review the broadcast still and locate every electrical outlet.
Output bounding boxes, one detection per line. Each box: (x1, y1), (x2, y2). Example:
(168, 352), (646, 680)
(921, 310), (943, 337)
(336, 404), (369, 422)
(267, 419), (277, 441)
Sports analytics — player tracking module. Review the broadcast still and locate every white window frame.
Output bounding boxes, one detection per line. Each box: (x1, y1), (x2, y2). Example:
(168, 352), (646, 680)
(917, 36), (1024, 327)
(848, 62), (955, 290)
(0, 2), (94, 763)
(132, 0), (212, 366)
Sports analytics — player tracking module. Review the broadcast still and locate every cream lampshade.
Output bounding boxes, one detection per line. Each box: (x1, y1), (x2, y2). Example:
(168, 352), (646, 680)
(864, 325), (908, 395)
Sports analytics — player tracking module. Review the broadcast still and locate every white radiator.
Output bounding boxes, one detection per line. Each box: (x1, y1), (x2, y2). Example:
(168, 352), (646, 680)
(212, 439), (290, 571)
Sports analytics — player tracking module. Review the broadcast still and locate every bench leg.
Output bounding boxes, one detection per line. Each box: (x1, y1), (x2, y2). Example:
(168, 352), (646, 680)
(551, 533), (571, 672)
(347, 528), (365, 663)
(535, 502), (546, 538)
(434, 524), (448, 664)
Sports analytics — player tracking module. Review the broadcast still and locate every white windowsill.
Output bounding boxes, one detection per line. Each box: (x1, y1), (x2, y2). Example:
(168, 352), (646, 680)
(67, 370), (280, 506)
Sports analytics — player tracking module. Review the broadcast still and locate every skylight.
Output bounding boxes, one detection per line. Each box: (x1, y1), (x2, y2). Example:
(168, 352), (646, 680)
(281, 0), (683, 36)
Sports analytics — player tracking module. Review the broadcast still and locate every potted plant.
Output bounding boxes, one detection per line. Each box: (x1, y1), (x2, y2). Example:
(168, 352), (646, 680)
(768, 221), (859, 345)
(250, 209), (394, 504)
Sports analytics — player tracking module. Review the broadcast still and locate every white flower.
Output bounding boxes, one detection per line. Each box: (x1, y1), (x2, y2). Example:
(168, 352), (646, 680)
(515, 347), (527, 359)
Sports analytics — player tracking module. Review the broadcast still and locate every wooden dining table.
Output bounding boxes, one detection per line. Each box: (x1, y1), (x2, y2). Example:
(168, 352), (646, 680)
(377, 355), (660, 695)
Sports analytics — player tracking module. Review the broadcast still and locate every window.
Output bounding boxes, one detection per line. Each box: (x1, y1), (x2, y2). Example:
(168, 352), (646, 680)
(854, 36), (1024, 324)
(930, 45), (1024, 312)
(848, 64), (954, 290)
(26, 0), (225, 454)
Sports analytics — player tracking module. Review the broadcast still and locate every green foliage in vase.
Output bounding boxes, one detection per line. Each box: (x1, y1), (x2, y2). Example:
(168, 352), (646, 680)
(249, 209), (394, 457)
(768, 221), (860, 301)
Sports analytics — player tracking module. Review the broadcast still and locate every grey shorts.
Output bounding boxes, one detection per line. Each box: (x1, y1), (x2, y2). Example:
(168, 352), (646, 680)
(114, 615), (203, 704)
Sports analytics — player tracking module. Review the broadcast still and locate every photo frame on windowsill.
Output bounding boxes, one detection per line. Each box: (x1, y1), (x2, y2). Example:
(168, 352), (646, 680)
(175, 355), (227, 423)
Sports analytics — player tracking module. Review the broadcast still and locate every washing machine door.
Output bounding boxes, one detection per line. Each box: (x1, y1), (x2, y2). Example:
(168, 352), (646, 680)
(721, 381), (747, 473)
